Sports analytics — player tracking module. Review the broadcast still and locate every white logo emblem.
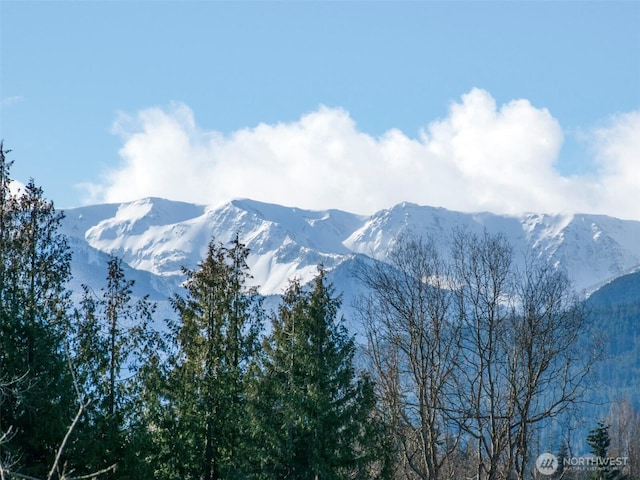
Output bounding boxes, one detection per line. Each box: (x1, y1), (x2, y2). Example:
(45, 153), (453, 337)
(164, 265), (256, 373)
(536, 452), (559, 475)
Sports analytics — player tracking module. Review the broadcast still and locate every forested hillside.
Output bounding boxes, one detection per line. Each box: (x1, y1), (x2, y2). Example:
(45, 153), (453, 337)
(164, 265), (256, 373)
(585, 271), (640, 410)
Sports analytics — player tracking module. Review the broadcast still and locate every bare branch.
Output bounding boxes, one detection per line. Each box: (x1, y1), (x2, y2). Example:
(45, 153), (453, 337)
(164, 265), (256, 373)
(65, 463), (116, 480)
(46, 401), (86, 480)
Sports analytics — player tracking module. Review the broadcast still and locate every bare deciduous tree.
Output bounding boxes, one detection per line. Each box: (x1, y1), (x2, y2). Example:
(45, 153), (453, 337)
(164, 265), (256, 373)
(606, 397), (640, 480)
(356, 235), (463, 480)
(451, 230), (515, 480)
(358, 230), (598, 480)
(506, 258), (596, 480)
(452, 230), (598, 480)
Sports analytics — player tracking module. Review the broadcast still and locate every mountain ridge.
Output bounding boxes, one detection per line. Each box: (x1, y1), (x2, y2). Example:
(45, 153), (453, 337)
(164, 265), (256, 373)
(61, 196), (640, 298)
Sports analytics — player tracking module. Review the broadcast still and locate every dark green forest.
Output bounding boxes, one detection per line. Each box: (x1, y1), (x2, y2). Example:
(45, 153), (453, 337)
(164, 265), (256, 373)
(1, 143), (639, 480)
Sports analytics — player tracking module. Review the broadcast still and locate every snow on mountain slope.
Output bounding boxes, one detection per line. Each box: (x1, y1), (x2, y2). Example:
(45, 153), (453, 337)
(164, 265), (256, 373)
(345, 202), (640, 292)
(64, 235), (178, 324)
(524, 213), (640, 291)
(62, 197), (640, 297)
(63, 198), (368, 296)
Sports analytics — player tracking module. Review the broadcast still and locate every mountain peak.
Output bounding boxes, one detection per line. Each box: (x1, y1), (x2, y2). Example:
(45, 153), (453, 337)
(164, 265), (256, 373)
(62, 197), (640, 295)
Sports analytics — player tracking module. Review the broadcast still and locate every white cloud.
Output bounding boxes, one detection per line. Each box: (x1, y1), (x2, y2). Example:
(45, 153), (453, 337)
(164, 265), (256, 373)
(586, 111), (640, 220)
(85, 89), (640, 220)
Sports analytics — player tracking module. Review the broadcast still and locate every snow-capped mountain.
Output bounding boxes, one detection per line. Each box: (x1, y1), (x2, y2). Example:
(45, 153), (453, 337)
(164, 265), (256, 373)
(60, 197), (640, 435)
(61, 197), (640, 304)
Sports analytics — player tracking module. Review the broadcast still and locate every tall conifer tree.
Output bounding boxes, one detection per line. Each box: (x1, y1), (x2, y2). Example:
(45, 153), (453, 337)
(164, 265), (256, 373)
(250, 270), (390, 479)
(72, 256), (160, 478)
(0, 144), (74, 476)
(587, 422), (627, 480)
(158, 236), (263, 480)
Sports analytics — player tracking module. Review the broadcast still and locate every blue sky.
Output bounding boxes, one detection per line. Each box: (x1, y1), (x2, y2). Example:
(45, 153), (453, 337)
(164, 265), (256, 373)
(1, 1), (639, 218)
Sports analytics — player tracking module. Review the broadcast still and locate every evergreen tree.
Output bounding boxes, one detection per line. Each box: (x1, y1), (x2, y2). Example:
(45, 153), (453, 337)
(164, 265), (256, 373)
(0, 144), (75, 476)
(554, 441), (573, 480)
(71, 256), (161, 478)
(586, 421), (627, 480)
(250, 269), (390, 479)
(157, 235), (263, 479)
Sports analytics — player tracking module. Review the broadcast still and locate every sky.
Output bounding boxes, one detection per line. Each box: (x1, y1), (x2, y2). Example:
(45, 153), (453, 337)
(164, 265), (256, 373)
(1, 1), (639, 219)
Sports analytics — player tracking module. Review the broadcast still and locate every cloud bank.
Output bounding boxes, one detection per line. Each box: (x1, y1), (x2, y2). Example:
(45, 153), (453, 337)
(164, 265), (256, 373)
(86, 88), (640, 220)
